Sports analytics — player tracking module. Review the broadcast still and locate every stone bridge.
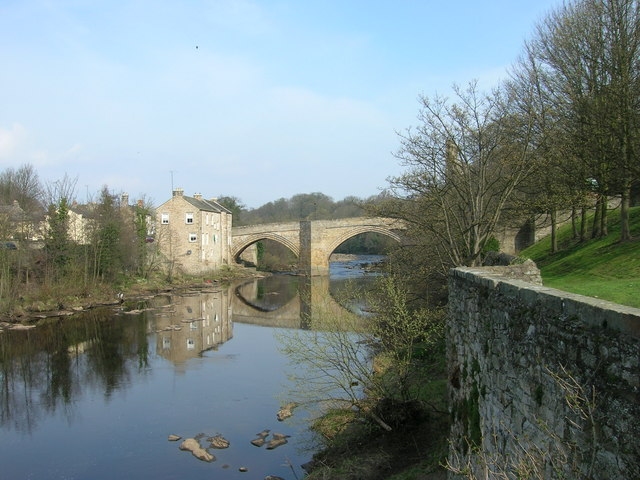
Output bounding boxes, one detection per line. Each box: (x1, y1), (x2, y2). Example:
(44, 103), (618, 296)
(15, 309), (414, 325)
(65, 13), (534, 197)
(231, 217), (406, 275)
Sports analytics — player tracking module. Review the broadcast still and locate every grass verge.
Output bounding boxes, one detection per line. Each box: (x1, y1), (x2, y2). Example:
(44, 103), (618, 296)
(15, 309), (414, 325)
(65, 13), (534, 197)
(520, 206), (640, 308)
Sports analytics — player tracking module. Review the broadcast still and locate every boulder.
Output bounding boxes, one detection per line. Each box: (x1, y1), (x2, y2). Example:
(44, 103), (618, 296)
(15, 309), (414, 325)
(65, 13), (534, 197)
(179, 438), (215, 462)
(266, 435), (289, 450)
(208, 434), (230, 449)
(250, 437), (266, 447)
(276, 402), (297, 421)
(251, 429), (270, 447)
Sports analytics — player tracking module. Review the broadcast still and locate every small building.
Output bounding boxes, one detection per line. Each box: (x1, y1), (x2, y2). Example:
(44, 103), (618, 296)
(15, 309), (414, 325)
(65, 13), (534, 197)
(155, 188), (232, 275)
(0, 200), (44, 241)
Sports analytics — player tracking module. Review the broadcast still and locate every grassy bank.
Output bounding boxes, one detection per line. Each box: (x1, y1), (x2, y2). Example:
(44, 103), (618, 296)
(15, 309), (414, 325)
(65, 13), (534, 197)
(520, 206), (640, 308)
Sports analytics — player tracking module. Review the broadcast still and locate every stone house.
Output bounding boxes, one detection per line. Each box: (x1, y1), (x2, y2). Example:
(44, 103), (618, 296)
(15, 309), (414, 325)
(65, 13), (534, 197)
(155, 188), (232, 275)
(65, 193), (140, 245)
(66, 202), (94, 244)
(0, 200), (44, 241)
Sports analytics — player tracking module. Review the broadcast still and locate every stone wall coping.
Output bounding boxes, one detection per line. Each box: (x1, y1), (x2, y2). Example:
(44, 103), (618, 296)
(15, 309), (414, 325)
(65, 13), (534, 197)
(452, 266), (640, 338)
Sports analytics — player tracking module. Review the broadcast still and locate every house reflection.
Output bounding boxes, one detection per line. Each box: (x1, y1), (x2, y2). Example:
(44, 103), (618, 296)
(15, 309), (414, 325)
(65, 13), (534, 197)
(154, 288), (233, 365)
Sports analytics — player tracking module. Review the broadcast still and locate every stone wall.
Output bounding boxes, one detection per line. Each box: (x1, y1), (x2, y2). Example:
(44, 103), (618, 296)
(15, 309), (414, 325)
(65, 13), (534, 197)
(447, 265), (640, 479)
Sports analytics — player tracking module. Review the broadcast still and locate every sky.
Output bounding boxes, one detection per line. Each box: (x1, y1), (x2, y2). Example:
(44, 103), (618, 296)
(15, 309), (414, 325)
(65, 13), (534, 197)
(0, 0), (561, 209)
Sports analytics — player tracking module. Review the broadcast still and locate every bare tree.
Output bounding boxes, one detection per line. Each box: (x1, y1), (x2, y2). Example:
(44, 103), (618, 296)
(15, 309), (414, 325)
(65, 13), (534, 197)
(0, 164), (43, 213)
(42, 173), (78, 208)
(384, 82), (536, 270)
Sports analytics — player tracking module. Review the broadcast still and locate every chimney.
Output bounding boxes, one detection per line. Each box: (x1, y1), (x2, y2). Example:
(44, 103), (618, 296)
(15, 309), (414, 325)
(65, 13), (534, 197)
(172, 188), (184, 197)
(194, 193), (203, 200)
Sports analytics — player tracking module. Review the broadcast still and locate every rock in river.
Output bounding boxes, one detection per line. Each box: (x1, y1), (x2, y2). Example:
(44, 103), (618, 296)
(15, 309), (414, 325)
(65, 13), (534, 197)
(276, 402), (297, 421)
(179, 438), (215, 462)
(208, 434), (230, 449)
(266, 433), (290, 450)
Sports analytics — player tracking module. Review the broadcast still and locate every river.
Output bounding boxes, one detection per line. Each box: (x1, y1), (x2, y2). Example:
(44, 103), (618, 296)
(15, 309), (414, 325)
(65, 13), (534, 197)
(0, 255), (384, 480)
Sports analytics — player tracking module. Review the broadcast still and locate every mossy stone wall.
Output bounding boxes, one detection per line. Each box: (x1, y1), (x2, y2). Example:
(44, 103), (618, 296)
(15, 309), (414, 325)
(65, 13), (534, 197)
(447, 265), (640, 479)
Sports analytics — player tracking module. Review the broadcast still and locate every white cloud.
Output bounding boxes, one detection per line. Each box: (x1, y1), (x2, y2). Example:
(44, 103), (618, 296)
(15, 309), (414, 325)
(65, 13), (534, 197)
(0, 123), (27, 161)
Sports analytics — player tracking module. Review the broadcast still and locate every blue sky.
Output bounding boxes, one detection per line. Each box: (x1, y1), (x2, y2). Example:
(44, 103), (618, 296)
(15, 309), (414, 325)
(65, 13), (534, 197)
(0, 0), (559, 209)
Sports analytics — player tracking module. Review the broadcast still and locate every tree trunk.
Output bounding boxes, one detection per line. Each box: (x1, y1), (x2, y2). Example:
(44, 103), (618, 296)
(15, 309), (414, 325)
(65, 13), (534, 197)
(571, 207), (578, 239)
(600, 195), (608, 238)
(580, 206), (587, 242)
(550, 208), (558, 253)
(620, 181), (632, 241)
(592, 196), (601, 239)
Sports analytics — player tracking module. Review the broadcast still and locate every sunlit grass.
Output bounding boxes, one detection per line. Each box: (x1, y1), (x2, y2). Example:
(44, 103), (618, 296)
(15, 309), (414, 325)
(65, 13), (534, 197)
(521, 206), (640, 308)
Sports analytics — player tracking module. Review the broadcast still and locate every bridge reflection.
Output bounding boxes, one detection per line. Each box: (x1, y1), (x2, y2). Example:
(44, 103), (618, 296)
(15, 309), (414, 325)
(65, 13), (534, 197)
(232, 275), (355, 329)
(151, 275), (365, 366)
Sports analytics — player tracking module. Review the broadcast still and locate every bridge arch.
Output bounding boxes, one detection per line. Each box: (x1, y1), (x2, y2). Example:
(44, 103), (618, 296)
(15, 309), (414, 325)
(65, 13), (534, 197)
(326, 225), (404, 256)
(231, 233), (300, 262)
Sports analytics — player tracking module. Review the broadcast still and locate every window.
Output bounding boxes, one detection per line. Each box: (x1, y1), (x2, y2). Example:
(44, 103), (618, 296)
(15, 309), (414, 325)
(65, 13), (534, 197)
(187, 338), (195, 350)
(161, 213), (169, 224)
(185, 212), (194, 224)
(189, 233), (197, 242)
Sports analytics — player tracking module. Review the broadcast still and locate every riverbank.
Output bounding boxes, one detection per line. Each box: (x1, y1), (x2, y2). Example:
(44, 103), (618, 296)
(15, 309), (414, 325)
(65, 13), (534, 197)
(0, 265), (265, 331)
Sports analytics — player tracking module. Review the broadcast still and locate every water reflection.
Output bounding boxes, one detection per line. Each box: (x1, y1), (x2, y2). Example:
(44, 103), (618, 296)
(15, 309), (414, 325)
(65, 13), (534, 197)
(0, 258), (380, 479)
(0, 272), (374, 432)
(0, 307), (150, 433)
(153, 289), (233, 366)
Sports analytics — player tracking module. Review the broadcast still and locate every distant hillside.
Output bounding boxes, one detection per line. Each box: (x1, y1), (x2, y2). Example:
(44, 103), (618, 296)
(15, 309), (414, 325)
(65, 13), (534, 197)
(520, 206), (640, 308)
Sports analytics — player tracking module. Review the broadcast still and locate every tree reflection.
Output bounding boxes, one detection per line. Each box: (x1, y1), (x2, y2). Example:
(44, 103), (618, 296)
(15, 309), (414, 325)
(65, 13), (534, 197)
(0, 307), (150, 432)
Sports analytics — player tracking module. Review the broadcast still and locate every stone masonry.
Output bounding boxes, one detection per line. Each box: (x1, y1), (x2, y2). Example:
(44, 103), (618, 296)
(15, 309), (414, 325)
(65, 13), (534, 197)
(156, 189), (232, 275)
(447, 265), (640, 479)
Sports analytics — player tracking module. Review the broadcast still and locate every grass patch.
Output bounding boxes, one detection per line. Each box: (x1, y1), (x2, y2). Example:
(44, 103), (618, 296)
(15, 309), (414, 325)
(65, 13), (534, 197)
(521, 206), (640, 308)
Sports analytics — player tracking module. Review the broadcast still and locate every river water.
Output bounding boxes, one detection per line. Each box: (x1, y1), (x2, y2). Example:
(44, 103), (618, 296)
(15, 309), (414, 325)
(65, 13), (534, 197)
(0, 255), (384, 480)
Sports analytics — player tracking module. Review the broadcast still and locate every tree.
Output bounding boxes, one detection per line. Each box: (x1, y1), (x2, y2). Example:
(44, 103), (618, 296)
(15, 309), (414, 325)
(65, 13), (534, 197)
(216, 195), (246, 226)
(383, 82), (536, 272)
(507, 44), (589, 252)
(528, 0), (640, 241)
(132, 196), (157, 278)
(89, 187), (123, 282)
(42, 174), (78, 209)
(44, 198), (71, 281)
(0, 164), (43, 214)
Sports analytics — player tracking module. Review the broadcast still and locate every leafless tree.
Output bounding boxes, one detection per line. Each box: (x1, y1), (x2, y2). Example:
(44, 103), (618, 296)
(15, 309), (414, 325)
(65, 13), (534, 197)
(42, 173), (78, 208)
(0, 164), (43, 213)
(384, 82), (536, 270)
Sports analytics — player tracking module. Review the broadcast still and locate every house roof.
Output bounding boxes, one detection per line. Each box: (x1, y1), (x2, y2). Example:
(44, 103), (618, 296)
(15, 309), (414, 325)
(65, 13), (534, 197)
(0, 202), (25, 219)
(157, 194), (232, 214)
(183, 196), (232, 214)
